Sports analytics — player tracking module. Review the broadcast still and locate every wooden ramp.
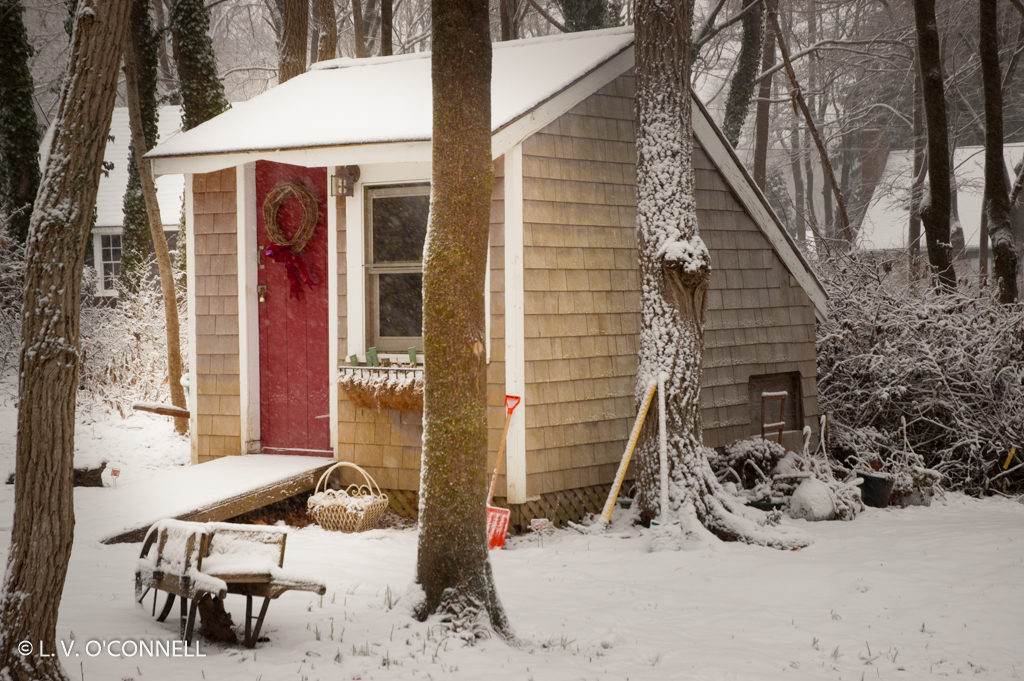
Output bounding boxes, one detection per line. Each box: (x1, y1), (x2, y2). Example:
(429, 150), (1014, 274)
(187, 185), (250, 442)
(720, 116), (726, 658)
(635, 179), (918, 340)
(100, 455), (333, 544)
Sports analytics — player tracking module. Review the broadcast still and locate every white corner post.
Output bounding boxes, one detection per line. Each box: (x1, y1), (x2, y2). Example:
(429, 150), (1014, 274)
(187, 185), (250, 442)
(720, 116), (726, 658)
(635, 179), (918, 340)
(344, 176), (365, 361)
(504, 144), (528, 504)
(236, 163), (260, 454)
(326, 167), (340, 459)
(184, 173), (199, 465)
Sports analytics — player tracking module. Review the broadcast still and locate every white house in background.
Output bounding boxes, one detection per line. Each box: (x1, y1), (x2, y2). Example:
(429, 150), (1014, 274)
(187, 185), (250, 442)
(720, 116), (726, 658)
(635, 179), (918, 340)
(90, 105), (185, 296)
(859, 143), (1024, 265)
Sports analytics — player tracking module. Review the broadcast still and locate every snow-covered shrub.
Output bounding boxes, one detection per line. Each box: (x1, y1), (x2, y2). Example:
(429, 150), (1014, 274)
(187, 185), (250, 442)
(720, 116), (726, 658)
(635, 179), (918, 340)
(77, 264), (189, 419)
(0, 223), (26, 375)
(818, 257), (1024, 496)
(711, 437), (787, 489)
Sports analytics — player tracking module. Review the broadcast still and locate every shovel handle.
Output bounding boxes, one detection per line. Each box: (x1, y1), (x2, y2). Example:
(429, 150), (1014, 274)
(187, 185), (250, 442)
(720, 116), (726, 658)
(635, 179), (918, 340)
(487, 395), (521, 506)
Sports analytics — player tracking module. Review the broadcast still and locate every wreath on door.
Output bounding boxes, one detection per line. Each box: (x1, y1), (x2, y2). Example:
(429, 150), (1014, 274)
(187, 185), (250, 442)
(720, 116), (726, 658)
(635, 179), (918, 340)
(262, 181), (320, 299)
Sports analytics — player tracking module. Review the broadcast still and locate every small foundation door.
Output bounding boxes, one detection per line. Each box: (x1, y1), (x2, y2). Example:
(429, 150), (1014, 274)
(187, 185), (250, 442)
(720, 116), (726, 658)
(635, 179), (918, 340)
(256, 161), (331, 455)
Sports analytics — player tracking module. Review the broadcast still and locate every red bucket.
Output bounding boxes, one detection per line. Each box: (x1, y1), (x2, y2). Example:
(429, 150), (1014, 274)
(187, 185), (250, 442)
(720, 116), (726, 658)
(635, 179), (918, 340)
(486, 505), (511, 550)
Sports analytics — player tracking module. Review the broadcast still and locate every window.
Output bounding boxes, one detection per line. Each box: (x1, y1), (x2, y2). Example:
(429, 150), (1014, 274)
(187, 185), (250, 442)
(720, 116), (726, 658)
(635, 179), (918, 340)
(93, 231), (122, 296)
(365, 184), (430, 352)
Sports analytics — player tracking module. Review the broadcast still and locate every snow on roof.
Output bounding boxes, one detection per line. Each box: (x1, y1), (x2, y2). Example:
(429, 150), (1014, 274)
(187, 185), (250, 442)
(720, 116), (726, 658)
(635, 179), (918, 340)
(147, 27), (634, 162)
(95, 106), (185, 228)
(859, 144), (1024, 251)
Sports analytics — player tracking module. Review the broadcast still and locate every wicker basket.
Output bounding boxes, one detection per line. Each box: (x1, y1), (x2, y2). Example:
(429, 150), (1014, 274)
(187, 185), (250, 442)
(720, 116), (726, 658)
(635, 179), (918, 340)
(307, 462), (389, 532)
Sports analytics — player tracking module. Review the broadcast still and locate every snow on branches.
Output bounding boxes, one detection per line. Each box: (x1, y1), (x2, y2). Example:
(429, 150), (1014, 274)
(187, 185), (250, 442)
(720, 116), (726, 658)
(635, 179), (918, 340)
(818, 258), (1024, 496)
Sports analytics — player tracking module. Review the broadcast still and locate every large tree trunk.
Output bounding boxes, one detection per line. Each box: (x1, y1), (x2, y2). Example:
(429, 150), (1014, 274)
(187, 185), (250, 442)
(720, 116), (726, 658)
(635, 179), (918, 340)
(0, 0), (132, 678)
(351, 0), (367, 57)
(317, 0), (338, 60)
(415, 0), (509, 636)
(124, 0), (189, 434)
(633, 0), (806, 550)
(499, 0), (519, 40)
(277, 0), (308, 82)
(170, 0), (231, 131)
(751, 10), (775, 190)
(912, 0), (956, 290)
(721, 0), (763, 148)
(0, 0), (41, 245)
(980, 0), (1017, 303)
(789, 118), (807, 245)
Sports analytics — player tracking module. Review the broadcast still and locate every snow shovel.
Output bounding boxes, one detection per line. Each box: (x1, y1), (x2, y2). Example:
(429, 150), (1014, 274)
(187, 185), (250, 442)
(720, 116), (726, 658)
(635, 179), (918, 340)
(486, 395), (521, 550)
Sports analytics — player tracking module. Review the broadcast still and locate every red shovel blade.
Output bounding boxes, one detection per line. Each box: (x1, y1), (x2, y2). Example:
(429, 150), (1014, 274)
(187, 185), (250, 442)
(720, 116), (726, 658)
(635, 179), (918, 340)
(505, 395), (521, 415)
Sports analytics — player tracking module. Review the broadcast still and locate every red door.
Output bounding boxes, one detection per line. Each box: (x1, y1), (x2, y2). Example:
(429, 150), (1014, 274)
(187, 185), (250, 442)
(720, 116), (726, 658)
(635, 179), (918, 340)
(256, 161), (331, 455)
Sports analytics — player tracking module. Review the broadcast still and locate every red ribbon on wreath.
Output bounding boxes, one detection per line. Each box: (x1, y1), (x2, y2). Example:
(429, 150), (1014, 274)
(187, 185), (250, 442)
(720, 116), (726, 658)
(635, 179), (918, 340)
(263, 243), (317, 300)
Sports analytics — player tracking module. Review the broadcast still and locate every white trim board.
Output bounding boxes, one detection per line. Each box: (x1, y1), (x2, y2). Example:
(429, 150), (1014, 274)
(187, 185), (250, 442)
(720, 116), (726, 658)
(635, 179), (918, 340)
(344, 162), (432, 360)
(150, 142), (431, 178)
(236, 163), (260, 453)
(690, 98), (828, 319)
(491, 45), (634, 159)
(326, 166), (340, 460)
(503, 144), (528, 504)
(184, 174), (199, 465)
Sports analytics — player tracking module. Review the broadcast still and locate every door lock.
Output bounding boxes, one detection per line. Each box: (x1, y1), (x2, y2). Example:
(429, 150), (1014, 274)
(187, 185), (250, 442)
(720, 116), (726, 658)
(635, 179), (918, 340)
(257, 285), (267, 303)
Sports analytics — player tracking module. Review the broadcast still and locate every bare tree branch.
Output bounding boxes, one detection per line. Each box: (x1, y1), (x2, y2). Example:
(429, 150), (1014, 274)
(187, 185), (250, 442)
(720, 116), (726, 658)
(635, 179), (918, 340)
(524, 0), (567, 33)
(767, 0), (852, 243)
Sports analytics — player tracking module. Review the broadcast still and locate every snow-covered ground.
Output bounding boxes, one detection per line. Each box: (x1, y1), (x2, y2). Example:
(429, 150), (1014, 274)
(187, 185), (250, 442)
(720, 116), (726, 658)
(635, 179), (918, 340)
(0, 387), (1022, 680)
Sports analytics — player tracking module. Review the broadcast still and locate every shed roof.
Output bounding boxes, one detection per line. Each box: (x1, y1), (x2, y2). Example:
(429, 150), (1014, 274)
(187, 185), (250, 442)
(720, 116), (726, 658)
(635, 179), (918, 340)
(147, 27), (633, 166)
(148, 27), (826, 316)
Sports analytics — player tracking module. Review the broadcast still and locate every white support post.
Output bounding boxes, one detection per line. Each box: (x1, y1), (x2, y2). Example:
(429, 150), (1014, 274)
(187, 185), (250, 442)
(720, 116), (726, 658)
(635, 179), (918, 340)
(503, 144), (528, 504)
(236, 164), (260, 454)
(184, 174), (199, 465)
(658, 372), (668, 522)
(326, 167), (340, 459)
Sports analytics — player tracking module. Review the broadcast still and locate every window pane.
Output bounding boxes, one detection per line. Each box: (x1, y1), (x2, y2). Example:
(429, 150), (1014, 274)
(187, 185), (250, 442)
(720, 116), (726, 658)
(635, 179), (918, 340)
(378, 273), (422, 338)
(372, 194), (429, 263)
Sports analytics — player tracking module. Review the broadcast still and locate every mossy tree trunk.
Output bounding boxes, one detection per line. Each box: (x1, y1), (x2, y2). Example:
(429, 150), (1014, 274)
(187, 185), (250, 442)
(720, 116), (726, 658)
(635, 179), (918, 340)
(0, 0), (132, 678)
(721, 0), (763, 149)
(170, 0), (230, 131)
(0, 0), (41, 244)
(632, 0), (806, 550)
(415, 0), (509, 637)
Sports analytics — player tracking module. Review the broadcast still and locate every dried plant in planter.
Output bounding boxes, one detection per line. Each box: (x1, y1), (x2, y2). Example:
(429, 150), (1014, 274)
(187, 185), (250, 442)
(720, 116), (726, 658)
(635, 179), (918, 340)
(338, 366), (423, 411)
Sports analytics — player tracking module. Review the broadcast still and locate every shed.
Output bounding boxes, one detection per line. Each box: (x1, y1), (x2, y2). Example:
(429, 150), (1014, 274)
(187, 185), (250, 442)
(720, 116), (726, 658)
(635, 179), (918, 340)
(148, 27), (826, 526)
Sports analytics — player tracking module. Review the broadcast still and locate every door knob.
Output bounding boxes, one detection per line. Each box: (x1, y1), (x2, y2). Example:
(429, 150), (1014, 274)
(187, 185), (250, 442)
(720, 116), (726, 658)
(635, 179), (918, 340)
(257, 285), (267, 303)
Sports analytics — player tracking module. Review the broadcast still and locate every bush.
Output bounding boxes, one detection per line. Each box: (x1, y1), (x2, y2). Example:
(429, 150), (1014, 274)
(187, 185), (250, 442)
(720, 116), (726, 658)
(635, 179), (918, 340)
(0, 235), (188, 420)
(817, 257), (1024, 496)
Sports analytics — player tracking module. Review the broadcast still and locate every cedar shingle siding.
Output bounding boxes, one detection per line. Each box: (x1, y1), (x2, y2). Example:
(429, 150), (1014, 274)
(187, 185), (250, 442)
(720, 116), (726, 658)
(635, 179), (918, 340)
(192, 169), (241, 461)
(520, 73), (818, 497)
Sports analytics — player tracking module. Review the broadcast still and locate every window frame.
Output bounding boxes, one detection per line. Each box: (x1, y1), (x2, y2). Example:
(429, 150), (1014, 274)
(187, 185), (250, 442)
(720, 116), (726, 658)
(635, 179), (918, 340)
(364, 183), (430, 353)
(92, 228), (123, 297)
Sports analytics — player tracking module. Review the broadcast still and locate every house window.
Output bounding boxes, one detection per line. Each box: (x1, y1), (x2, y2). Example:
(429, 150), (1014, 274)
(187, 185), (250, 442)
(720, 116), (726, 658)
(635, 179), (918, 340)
(96, 232), (122, 296)
(365, 184), (430, 352)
